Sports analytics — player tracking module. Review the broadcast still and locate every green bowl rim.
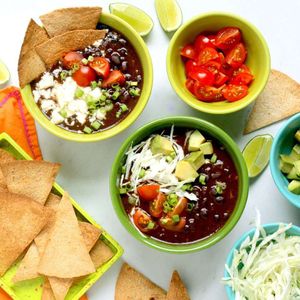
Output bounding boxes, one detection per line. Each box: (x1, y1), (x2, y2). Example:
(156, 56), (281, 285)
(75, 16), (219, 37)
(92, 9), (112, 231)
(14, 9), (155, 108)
(21, 12), (153, 142)
(110, 116), (249, 253)
(166, 11), (271, 115)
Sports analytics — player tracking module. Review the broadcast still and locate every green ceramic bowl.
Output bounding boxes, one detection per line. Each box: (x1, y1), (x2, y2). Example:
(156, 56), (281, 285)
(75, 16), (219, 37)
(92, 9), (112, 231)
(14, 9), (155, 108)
(110, 117), (249, 253)
(167, 12), (270, 115)
(21, 13), (153, 142)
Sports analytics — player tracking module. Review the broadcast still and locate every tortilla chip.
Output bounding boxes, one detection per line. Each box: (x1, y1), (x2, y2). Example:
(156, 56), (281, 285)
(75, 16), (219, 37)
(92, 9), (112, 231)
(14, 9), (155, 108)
(41, 279), (56, 300)
(0, 192), (51, 276)
(18, 19), (49, 88)
(40, 7), (102, 38)
(244, 70), (300, 134)
(90, 240), (114, 269)
(13, 242), (40, 283)
(1, 161), (60, 205)
(166, 271), (190, 300)
(45, 193), (61, 208)
(0, 149), (15, 191)
(38, 192), (95, 278)
(79, 222), (102, 251)
(35, 29), (107, 68)
(115, 263), (166, 300)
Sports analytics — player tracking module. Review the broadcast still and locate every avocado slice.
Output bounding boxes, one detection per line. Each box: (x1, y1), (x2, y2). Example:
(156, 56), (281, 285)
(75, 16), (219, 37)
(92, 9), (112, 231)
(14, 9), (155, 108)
(279, 158), (293, 174)
(295, 130), (300, 143)
(184, 151), (205, 170)
(288, 180), (300, 194)
(188, 130), (206, 152)
(199, 141), (213, 155)
(175, 160), (198, 181)
(150, 135), (173, 155)
(287, 167), (300, 180)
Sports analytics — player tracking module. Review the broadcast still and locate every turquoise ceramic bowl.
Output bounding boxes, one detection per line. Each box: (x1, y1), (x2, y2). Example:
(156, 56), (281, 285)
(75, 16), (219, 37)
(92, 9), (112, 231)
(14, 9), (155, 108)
(270, 113), (300, 208)
(110, 116), (249, 253)
(224, 223), (300, 299)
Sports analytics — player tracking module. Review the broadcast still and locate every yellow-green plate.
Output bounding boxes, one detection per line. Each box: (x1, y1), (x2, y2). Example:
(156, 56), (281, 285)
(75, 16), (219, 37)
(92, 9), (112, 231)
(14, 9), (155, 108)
(0, 132), (123, 300)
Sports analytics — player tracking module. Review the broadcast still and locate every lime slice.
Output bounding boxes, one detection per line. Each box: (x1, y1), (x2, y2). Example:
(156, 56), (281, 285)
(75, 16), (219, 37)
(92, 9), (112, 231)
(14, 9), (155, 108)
(243, 134), (273, 178)
(0, 60), (10, 86)
(154, 0), (182, 32)
(109, 3), (153, 37)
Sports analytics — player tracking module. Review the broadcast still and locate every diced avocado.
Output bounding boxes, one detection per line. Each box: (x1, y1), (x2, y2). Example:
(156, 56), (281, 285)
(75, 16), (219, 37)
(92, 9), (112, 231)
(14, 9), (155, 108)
(288, 180), (300, 194)
(287, 167), (300, 180)
(280, 154), (296, 165)
(293, 160), (300, 176)
(175, 160), (198, 181)
(289, 150), (300, 161)
(150, 135), (173, 155)
(184, 151), (205, 170)
(279, 159), (293, 174)
(199, 142), (213, 155)
(188, 130), (206, 152)
(295, 130), (300, 143)
(293, 144), (300, 155)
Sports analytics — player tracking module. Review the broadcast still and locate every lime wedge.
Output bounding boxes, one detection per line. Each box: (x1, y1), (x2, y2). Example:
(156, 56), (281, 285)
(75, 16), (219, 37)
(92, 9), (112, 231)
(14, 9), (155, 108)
(154, 0), (182, 32)
(109, 3), (153, 37)
(243, 134), (273, 178)
(0, 60), (10, 86)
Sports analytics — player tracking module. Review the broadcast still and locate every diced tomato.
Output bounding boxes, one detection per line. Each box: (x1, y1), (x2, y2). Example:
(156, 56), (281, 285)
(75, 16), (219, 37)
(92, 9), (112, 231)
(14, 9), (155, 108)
(215, 27), (241, 50)
(159, 217), (186, 232)
(168, 197), (187, 217)
(217, 52), (225, 63)
(185, 78), (195, 94)
(214, 72), (229, 87)
(72, 65), (96, 87)
(133, 209), (156, 233)
(225, 43), (247, 69)
(202, 61), (221, 75)
(197, 47), (219, 65)
(220, 63), (234, 77)
(194, 35), (216, 52)
(101, 70), (125, 88)
(185, 60), (198, 75)
(180, 44), (196, 59)
(149, 193), (166, 218)
(207, 35), (217, 47)
(137, 185), (160, 202)
(222, 84), (248, 102)
(233, 64), (251, 77)
(230, 72), (253, 85)
(89, 57), (110, 78)
(189, 67), (214, 85)
(193, 82), (225, 102)
(62, 51), (83, 69)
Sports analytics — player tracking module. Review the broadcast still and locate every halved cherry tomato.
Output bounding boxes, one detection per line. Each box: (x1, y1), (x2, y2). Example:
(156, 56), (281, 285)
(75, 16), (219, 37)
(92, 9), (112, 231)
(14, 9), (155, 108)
(62, 51), (83, 69)
(222, 84), (248, 102)
(220, 63), (234, 77)
(101, 70), (125, 88)
(149, 192), (166, 218)
(133, 209), (155, 233)
(225, 43), (247, 69)
(168, 197), (188, 217)
(230, 72), (253, 85)
(189, 67), (214, 85)
(72, 65), (96, 87)
(185, 78), (195, 94)
(137, 184), (160, 202)
(159, 217), (186, 232)
(215, 27), (241, 50)
(217, 52), (225, 63)
(89, 57), (110, 78)
(203, 61), (221, 75)
(194, 35), (216, 52)
(180, 44), (196, 60)
(214, 72), (229, 87)
(233, 64), (251, 77)
(185, 60), (197, 75)
(197, 47), (219, 65)
(207, 35), (217, 47)
(193, 82), (225, 102)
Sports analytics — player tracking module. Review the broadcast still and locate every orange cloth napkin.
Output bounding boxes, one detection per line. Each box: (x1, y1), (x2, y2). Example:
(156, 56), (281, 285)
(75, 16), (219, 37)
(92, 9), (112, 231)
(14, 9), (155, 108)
(0, 86), (88, 300)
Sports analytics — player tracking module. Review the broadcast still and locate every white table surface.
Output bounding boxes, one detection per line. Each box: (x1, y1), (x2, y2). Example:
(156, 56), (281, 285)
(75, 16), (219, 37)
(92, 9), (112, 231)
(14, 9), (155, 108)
(1, 0), (300, 299)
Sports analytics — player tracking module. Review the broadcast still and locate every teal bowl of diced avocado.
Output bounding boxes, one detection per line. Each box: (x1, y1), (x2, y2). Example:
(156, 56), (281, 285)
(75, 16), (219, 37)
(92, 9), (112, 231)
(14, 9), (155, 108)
(110, 116), (249, 253)
(270, 113), (300, 208)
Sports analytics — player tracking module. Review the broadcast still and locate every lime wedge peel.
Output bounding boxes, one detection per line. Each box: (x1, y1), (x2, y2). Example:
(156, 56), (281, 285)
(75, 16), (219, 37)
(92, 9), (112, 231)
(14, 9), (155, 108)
(0, 59), (10, 86)
(155, 0), (182, 32)
(242, 134), (273, 178)
(109, 3), (154, 37)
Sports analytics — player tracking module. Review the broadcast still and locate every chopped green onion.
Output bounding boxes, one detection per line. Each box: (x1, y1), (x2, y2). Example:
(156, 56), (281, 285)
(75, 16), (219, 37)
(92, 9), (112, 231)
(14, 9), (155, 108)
(187, 203), (194, 212)
(112, 91), (120, 100)
(129, 87), (141, 97)
(83, 126), (92, 134)
(139, 169), (146, 178)
(121, 165), (126, 174)
(72, 63), (80, 72)
(130, 81), (138, 86)
(116, 111), (122, 118)
(75, 88), (84, 98)
(82, 58), (88, 65)
(88, 55), (94, 62)
(199, 174), (206, 185)
(147, 221), (155, 229)
(160, 218), (168, 225)
(119, 187), (127, 194)
(181, 184), (192, 191)
(91, 121), (101, 130)
(172, 214), (180, 223)
(128, 196), (137, 205)
(60, 70), (68, 80)
(166, 156), (173, 163)
(91, 81), (98, 89)
(215, 181), (226, 195)
(112, 84), (120, 91)
(120, 104), (128, 112)
(100, 94), (107, 101)
(59, 109), (67, 118)
(104, 103), (114, 111)
(211, 154), (217, 163)
(163, 202), (172, 213)
(170, 151), (176, 159)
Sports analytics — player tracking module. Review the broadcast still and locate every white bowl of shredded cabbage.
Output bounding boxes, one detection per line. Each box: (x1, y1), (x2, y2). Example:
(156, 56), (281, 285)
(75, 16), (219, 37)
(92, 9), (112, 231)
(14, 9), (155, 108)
(223, 217), (300, 300)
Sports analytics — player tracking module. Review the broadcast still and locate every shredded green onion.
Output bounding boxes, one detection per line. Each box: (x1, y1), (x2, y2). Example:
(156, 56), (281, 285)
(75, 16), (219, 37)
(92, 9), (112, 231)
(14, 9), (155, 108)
(211, 153), (217, 163)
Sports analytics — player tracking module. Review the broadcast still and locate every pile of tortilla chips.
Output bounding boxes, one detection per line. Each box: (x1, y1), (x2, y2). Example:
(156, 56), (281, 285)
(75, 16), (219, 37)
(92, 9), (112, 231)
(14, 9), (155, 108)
(115, 263), (190, 300)
(0, 149), (114, 300)
(18, 6), (106, 88)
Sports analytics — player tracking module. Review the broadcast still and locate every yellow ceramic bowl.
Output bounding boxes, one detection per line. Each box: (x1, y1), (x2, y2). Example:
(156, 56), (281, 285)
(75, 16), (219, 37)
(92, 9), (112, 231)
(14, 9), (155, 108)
(167, 12), (270, 114)
(21, 13), (153, 142)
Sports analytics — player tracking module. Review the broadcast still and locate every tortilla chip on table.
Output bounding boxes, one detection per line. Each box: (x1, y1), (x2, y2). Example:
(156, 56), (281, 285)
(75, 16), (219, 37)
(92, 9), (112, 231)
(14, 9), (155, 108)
(0, 149), (15, 192)
(167, 271), (190, 300)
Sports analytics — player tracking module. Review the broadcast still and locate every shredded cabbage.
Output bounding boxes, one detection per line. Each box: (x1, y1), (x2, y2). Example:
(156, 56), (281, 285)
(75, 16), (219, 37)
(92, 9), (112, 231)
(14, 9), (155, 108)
(222, 219), (300, 300)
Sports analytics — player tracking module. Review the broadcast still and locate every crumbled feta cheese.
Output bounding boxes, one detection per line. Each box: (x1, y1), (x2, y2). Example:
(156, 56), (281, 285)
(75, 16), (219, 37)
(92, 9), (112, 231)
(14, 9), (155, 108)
(37, 72), (54, 89)
(41, 100), (56, 112)
(32, 90), (41, 103)
(82, 86), (92, 96)
(76, 112), (87, 125)
(51, 110), (64, 124)
(67, 99), (88, 114)
(89, 87), (102, 100)
(53, 77), (77, 107)
(39, 89), (52, 99)
(96, 109), (106, 120)
(52, 68), (62, 78)
(93, 39), (103, 47)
